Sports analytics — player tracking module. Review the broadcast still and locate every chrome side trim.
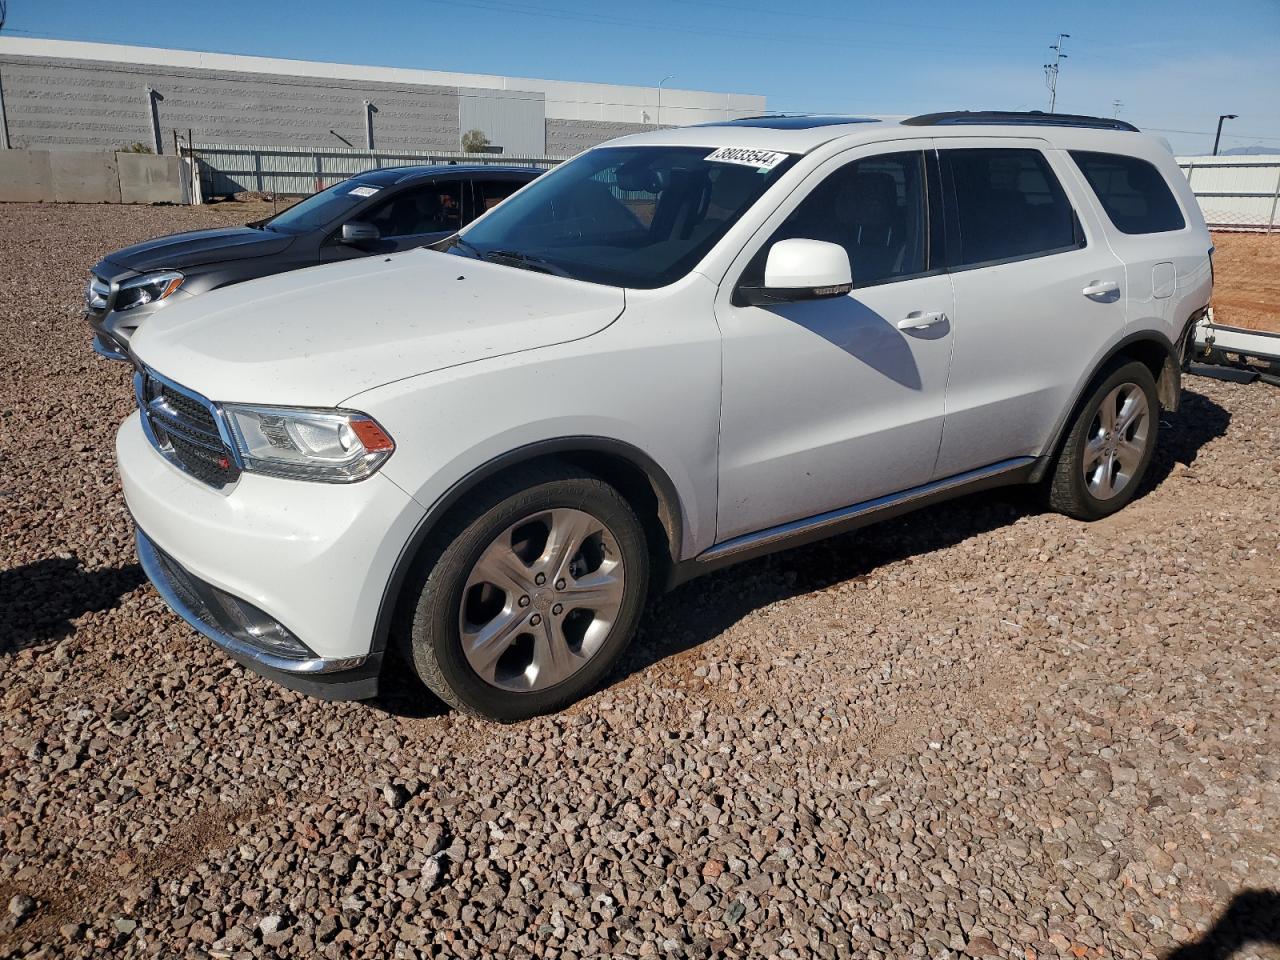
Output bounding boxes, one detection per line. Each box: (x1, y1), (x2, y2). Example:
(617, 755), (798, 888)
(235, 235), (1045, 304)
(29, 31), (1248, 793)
(699, 457), (1037, 562)
(135, 527), (367, 676)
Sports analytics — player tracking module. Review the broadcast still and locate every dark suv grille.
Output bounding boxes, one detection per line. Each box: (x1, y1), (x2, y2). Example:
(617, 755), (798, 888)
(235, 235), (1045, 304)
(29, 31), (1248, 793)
(136, 370), (241, 488)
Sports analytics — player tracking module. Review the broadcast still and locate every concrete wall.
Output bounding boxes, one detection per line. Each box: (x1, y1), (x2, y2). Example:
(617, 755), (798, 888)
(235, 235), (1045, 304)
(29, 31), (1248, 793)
(0, 38), (767, 157)
(0, 148), (183, 203)
(0, 54), (461, 153)
(545, 119), (659, 158)
(118, 152), (186, 204)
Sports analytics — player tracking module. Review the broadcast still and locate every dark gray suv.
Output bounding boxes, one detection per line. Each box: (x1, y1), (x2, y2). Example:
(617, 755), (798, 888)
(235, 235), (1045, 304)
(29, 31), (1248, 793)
(87, 164), (542, 359)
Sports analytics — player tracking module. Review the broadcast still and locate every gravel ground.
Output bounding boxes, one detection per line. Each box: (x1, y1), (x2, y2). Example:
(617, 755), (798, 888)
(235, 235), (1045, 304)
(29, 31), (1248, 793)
(1, 201), (1278, 960)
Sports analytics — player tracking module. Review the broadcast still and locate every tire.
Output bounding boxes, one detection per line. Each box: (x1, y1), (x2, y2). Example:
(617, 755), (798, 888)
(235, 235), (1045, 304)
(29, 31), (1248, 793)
(1047, 360), (1160, 521)
(397, 462), (649, 721)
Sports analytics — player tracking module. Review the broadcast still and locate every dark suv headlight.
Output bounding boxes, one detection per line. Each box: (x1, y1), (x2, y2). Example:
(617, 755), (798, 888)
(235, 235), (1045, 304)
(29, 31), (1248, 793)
(116, 270), (185, 311)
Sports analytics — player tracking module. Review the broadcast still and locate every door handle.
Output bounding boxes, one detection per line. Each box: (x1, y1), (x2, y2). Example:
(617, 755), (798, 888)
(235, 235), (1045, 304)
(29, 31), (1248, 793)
(1082, 280), (1120, 300)
(897, 310), (946, 331)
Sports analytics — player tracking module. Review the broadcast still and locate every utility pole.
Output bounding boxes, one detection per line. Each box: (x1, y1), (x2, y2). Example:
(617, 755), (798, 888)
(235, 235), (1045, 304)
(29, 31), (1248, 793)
(1043, 33), (1069, 114)
(657, 75), (675, 127)
(1213, 114), (1238, 156)
(1112, 99), (1123, 119)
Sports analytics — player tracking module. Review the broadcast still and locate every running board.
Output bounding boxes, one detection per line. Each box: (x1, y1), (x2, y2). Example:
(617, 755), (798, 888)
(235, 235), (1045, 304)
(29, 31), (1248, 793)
(666, 456), (1037, 588)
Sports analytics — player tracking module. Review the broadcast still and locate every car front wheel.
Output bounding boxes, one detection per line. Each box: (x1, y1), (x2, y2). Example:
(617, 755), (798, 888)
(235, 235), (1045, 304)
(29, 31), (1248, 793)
(400, 463), (649, 721)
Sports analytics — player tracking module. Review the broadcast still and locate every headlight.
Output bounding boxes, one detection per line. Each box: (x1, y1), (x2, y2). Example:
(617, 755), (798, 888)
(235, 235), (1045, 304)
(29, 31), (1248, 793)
(221, 404), (395, 483)
(116, 270), (184, 311)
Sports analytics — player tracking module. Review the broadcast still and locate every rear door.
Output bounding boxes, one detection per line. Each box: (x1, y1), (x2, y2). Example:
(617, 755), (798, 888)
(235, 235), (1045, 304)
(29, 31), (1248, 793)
(714, 142), (955, 542)
(932, 139), (1128, 478)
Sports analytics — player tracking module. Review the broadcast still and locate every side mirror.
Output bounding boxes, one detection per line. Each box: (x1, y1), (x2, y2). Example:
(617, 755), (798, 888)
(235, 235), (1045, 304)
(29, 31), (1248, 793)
(738, 238), (852, 306)
(340, 221), (380, 245)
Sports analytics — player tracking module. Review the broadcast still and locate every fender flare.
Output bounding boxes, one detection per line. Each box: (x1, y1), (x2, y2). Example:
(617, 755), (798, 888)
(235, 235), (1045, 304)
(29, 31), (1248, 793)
(1029, 328), (1179, 484)
(367, 436), (686, 660)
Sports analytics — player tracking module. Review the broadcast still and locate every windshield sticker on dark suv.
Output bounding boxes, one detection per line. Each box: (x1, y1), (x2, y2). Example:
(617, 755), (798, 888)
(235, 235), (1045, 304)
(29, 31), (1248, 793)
(348, 185), (380, 197)
(705, 147), (789, 170)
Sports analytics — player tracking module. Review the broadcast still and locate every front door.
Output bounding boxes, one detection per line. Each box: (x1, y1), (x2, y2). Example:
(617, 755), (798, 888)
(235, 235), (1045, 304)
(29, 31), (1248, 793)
(322, 178), (465, 261)
(714, 144), (954, 542)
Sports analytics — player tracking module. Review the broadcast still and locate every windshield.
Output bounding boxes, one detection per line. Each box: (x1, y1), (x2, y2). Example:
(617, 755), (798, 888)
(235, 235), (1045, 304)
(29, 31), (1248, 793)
(264, 179), (381, 234)
(451, 146), (797, 288)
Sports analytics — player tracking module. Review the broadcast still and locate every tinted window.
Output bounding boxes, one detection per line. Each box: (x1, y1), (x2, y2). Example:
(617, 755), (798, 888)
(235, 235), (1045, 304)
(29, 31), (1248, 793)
(1070, 151), (1185, 234)
(365, 181), (463, 237)
(474, 178), (525, 216)
(264, 180), (375, 234)
(765, 151), (928, 287)
(453, 147), (797, 288)
(943, 148), (1080, 267)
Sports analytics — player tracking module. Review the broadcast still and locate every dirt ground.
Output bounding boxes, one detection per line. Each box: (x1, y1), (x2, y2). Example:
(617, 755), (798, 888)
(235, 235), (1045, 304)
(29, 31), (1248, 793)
(0, 201), (1277, 960)
(1210, 231), (1280, 332)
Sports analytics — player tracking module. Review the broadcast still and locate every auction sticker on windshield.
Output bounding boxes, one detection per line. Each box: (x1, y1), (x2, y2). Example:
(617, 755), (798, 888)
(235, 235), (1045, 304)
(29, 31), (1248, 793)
(349, 185), (380, 198)
(705, 147), (790, 170)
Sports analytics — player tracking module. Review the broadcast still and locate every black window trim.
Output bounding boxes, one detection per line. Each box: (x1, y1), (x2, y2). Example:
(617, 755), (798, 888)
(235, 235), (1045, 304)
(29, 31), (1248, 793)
(1067, 149), (1188, 236)
(937, 145), (1088, 275)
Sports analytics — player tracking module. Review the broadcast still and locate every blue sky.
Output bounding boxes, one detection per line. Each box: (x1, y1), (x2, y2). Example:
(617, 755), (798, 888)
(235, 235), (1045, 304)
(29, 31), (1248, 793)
(8, 0), (1279, 155)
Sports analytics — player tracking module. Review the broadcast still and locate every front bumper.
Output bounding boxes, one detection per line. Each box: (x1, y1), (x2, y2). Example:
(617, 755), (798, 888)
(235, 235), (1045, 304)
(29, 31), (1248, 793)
(135, 527), (382, 699)
(118, 411), (427, 699)
(89, 311), (132, 360)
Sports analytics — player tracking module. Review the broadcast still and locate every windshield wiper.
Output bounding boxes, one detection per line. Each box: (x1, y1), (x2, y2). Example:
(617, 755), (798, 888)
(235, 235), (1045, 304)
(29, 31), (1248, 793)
(483, 249), (572, 278)
(432, 234), (484, 258)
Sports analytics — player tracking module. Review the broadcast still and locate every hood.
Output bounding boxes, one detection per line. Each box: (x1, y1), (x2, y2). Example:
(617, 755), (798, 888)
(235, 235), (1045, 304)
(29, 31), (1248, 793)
(130, 248), (625, 407)
(98, 226), (294, 275)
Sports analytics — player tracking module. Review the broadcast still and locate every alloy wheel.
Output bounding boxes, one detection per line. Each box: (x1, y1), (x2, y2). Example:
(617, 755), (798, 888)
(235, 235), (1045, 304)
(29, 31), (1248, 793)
(458, 508), (626, 692)
(1082, 382), (1150, 500)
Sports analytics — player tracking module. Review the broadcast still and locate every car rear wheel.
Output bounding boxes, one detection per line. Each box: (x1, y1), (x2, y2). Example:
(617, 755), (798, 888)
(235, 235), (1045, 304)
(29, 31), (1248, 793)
(1047, 360), (1160, 521)
(399, 463), (649, 721)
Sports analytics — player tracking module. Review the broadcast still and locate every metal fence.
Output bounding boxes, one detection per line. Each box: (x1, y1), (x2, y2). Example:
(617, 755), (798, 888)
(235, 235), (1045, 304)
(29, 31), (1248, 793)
(184, 142), (1280, 234)
(186, 143), (568, 198)
(1177, 155), (1280, 232)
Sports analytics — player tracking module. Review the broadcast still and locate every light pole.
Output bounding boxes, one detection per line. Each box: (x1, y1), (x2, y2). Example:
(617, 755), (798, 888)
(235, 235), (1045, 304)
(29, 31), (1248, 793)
(1213, 114), (1238, 156)
(1043, 34), (1069, 114)
(657, 75), (675, 127)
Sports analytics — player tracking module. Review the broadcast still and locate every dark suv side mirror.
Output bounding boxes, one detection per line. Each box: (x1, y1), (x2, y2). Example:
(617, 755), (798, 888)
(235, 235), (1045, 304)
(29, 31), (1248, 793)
(340, 221), (380, 246)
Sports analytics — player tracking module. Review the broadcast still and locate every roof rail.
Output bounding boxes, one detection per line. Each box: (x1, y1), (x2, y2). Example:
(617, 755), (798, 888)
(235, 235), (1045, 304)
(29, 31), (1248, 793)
(902, 110), (1139, 133)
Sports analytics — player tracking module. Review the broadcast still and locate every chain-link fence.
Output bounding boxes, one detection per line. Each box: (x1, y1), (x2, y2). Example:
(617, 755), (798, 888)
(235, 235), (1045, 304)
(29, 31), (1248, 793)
(1178, 156), (1280, 232)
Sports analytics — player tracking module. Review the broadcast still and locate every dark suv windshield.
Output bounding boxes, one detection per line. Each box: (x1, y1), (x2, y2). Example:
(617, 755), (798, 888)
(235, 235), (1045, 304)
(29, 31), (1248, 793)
(264, 180), (381, 234)
(452, 146), (797, 288)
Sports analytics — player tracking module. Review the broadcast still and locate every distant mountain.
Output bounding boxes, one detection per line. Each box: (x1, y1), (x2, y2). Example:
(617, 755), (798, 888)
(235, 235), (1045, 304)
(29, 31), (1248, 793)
(1219, 145), (1275, 156)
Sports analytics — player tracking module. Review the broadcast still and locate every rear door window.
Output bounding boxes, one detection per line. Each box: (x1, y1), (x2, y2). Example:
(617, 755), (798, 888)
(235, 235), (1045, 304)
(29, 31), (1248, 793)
(1069, 151), (1186, 234)
(942, 148), (1082, 269)
(472, 178), (526, 219)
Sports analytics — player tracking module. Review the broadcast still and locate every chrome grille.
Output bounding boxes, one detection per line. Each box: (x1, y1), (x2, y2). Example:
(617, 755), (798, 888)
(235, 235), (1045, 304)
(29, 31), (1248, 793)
(85, 275), (111, 311)
(135, 369), (241, 488)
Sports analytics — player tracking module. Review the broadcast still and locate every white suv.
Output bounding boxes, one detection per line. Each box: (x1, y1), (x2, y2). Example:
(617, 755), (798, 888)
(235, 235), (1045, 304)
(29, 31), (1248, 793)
(117, 111), (1212, 720)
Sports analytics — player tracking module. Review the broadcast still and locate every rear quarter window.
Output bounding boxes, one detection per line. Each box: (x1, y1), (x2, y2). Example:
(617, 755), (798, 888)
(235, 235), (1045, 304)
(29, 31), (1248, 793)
(1069, 151), (1186, 234)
